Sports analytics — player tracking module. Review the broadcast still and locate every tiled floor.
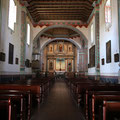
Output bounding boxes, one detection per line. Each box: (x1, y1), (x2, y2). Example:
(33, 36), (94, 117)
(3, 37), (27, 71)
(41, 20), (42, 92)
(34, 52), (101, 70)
(31, 79), (85, 120)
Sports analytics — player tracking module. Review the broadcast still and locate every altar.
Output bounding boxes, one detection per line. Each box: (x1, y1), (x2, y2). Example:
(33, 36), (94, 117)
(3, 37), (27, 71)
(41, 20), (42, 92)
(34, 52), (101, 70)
(55, 71), (65, 75)
(43, 40), (76, 73)
(55, 71), (66, 78)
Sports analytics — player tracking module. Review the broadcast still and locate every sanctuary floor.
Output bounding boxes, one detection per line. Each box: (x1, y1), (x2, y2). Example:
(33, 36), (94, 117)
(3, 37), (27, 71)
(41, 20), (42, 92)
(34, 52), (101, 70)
(31, 79), (85, 120)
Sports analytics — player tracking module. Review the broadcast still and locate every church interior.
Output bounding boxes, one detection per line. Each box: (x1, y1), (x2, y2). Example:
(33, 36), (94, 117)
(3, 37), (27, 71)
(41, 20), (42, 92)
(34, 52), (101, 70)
(0, 0), (120, 120)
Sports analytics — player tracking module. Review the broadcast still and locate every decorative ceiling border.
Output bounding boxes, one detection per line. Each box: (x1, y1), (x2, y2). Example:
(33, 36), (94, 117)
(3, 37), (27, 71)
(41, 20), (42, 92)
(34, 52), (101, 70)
(87, 0), (103, 24)
(33, 22), (88, 28)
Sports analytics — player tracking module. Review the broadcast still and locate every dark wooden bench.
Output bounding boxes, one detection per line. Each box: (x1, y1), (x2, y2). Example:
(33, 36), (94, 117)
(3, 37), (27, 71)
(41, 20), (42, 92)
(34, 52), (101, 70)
(65, 77), (120, 120)
(103, 101), (120, 120)
(0, 90), (31, 120)
(0, 94), (24, 120)
(91, 95), (120, 120)
(0, 84), (42, 113)
(85, 90), (120, 120)
(0, 98), (11, 120)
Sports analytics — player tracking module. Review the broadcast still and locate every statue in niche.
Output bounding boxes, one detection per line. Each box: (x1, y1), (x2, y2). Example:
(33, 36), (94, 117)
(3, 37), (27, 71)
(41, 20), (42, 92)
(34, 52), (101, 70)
(59, 44), (63, 52)
(68, 61), (72, 72)
(69, 46), (72, 52)
(50, 46), (53, 52)
(49, 60), (53, 70)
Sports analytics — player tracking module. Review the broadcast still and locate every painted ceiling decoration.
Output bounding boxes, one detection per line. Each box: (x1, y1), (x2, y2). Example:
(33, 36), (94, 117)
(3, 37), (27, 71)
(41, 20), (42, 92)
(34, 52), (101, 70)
(18, 0), (103, 27)
(41, 28), (80, 38)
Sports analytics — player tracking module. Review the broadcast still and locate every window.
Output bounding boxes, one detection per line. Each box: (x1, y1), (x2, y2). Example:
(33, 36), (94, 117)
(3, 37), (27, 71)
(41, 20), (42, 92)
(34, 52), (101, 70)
(91, 24), (94, 44)
(27, 24), (30, 45)
(8, 0), (17, 31)
(105, 0), (112, 29)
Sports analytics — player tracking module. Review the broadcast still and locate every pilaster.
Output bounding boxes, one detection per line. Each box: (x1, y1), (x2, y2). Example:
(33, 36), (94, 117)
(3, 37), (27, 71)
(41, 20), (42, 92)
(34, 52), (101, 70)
(94, 4), (100, 80)
(118, 0), (120, 83)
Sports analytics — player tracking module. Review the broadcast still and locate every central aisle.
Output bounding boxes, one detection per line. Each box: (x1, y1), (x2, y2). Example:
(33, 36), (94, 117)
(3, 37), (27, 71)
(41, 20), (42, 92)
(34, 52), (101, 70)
(32, 79), (85, 120)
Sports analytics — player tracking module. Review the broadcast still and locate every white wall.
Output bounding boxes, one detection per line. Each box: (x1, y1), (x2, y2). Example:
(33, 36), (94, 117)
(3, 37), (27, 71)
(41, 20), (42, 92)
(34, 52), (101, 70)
(87, 16), (96, 75)
(0, 0), (119, 77)
(87, 0), (119, 77)
(0, 0), (33, 74)
(99, 0), (119, 76)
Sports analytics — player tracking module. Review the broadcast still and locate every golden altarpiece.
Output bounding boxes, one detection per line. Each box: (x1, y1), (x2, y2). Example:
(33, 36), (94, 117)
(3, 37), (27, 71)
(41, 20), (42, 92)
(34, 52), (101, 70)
(42, 40), (77, 73)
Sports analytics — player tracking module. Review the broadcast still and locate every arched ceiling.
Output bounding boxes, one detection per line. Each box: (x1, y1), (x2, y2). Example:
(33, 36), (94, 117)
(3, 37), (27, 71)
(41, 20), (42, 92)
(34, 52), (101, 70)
(20, 0), (96, 23)
(41, 27), (80, 38)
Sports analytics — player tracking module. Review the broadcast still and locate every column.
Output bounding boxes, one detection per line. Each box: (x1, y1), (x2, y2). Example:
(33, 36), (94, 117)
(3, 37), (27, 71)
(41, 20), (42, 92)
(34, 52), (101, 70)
(118, 0), (120, 83)
(77, 49), (80, 72)
(94, 4), (100, 80)
(46, 56), (48, 76)
(20, 11), (26, 72)
(0, 0), (1, 43)
(39, 53), (42, 71)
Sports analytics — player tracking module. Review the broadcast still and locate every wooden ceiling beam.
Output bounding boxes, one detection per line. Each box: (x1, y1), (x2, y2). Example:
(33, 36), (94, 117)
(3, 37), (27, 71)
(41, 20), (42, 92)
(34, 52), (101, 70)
(28, 9), (92, 13)
(26, 0), (96, 4)
(20, 0), (96, 23)
(28, 2), (92, 6)
(32, 14), (89, 20)
(28, 7), (93, 11)
(34, 15), (87, 22)
(27, 5), (93, 10)
(28, 8), (92, 13)
(30, 12), (91, 17)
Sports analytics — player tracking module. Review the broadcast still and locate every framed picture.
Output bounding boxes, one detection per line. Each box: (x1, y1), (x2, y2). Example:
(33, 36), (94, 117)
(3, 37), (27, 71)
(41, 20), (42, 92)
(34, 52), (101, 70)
(89, 45), (95, 67)
(106, 40), (111, 63)
(15, 58), (19, 64)
(0, 52), (5, 62)
(8, 43), (14, 64)
(114, 53), (119, 62)
(101, 58), (105, 65)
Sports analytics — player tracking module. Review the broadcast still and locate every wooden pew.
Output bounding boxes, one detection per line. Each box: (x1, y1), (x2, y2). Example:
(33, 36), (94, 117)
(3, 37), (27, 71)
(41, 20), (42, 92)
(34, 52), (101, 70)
(66, 77), (120, 120)
(91, 95), (120, 120)
(85, 90), (120, 120)
(103, 101), (120, 120)
(0, 85), (41, 114)
(0, 90), (31, 120)
(0, 75), (55, 120)
(0, 94), (24, 120)
(0, 98), (11, 120)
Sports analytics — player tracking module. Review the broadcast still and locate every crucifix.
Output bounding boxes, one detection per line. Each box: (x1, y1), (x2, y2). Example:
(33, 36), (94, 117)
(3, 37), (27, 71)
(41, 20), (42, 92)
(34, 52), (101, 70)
(59, 59), (62, 71)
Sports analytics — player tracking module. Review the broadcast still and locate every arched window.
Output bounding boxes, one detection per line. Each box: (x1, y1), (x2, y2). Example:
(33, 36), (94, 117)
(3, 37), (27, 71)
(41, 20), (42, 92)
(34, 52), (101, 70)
(91, 24), (94, 44)
(27, 24), (30, 45)
(8, 0), (17, 31)
(105, 0), (112, 29)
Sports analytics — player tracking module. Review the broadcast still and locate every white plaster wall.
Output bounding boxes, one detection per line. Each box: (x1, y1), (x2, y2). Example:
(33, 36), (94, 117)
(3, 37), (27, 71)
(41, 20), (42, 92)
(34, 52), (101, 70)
(76, 26), (89, 41)
(32, 26), (46, 41)
(32, 25), (89, 43)
(87, 16), (96, 75)
(25, 16), (33, 73)
(0, 0), (33, 74)
(100, 0), (119, 76)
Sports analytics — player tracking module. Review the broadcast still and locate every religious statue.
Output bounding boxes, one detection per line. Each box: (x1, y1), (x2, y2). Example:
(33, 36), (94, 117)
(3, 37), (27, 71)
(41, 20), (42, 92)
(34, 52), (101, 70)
(69, 46), (72, 52)
(59, 44), (62, 52)
(50, 46), (53, 52)
(68, 62), (72, 72)
(49, 61), (53, 70)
